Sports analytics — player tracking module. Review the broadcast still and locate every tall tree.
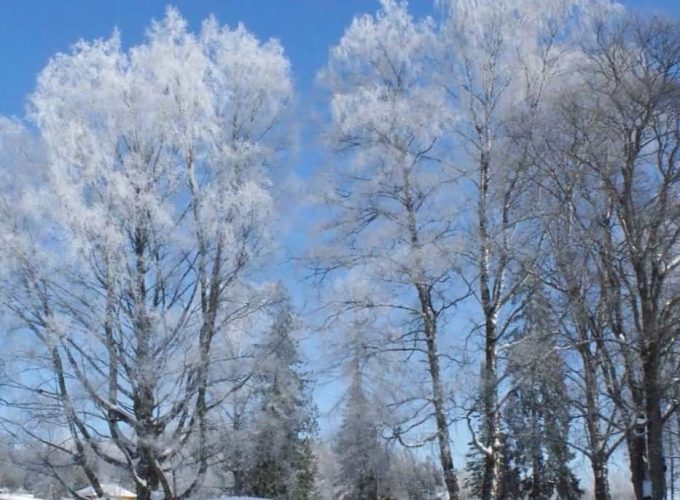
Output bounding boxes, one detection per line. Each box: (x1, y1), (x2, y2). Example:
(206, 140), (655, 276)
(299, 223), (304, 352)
(531, 87), (624, 500)
(0, 8), (292, 499)
(504, 305), (583, 500)
(534, 15), (680, 499)
(436, 1), (597, 496)
(317, 1), (462, 497)
(585, 19), (680, 499)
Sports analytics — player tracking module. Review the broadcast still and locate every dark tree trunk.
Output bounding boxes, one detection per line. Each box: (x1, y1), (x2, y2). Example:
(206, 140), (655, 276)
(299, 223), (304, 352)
(643, 350), (665, 500)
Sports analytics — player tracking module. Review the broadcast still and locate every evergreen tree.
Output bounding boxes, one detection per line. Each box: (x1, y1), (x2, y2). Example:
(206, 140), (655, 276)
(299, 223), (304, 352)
(504, 320), (582, 500)
(464, 361), (521, 500)
(243, 298), (318, 499)
(398, 456), (445, 500)
(464, 422), (521, 499)
(333, 346), (391, 500)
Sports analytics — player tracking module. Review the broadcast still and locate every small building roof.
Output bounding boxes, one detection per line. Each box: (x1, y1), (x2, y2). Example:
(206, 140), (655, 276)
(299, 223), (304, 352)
(75, 484), (136, 499)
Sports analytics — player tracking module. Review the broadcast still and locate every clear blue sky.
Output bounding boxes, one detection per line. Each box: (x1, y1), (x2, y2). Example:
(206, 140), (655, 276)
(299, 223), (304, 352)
(0, 0), (433, 118)
(1, 0), (678, 117)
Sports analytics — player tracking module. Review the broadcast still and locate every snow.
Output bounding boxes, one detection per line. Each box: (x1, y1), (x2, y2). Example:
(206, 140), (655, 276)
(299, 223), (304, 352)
(206, 497), (270, 500)
(0, 493), (44, 500)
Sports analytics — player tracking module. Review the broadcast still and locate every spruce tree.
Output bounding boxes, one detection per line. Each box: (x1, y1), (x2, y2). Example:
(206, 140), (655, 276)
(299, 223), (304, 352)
(333, 346), (391, 500)
(464, 361), (521, 500)
(464, 422), (521, 499)
(395, 455), (445, 500)
(244, 298), (318, 499)
(504, 328), (583, 500)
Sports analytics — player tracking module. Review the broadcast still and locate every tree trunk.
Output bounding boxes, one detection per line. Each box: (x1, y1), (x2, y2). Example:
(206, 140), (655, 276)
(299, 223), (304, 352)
(132, 229), (163, 499)
(643, 350), (665, 500)
(419, 283), (460, 500)
(404, 163), (459, 500)
(478, 144), (503, 500)
(481, 329), (501, 500)
(626, 433), (647, 500)
(592, 457), (611, 500)
(581, 346), (611, 500)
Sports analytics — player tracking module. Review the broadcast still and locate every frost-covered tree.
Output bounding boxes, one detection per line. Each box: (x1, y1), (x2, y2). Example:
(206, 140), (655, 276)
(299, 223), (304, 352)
(464, 364), (521, 500)
(436, 1), (618, 497)
(465, 335), (582, 500)
(503, 310), (582, 500)
(242, 297), (318, 499)
(333, 345), (391, 500)
(0, 8), (292, 499)
(580, 20), (680, 499)
(317, 2), (462, 496)
(392, 454), (445, 500)
(529, 14), (680, 499)
(532, 110), (621, 500)
(465, 428), (521, 500)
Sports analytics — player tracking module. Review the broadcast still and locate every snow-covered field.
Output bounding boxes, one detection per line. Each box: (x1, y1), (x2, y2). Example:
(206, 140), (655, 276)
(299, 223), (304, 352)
(0, 494), (270, 500)
(0, 493), (44, 500)
(206, 497), (269, 500)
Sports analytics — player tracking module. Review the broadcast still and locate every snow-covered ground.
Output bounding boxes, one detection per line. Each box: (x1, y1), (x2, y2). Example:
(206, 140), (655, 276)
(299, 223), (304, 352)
(0, 488), (272, 500)
(0, 493), (44, 500)
(207, 497), (270, 500)
(0, 493), (270, 500)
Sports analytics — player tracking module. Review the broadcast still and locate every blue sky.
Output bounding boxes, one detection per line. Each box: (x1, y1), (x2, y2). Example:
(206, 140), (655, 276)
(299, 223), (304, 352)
(0, 0), (432, 118)
(1, 0), (679, 119)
